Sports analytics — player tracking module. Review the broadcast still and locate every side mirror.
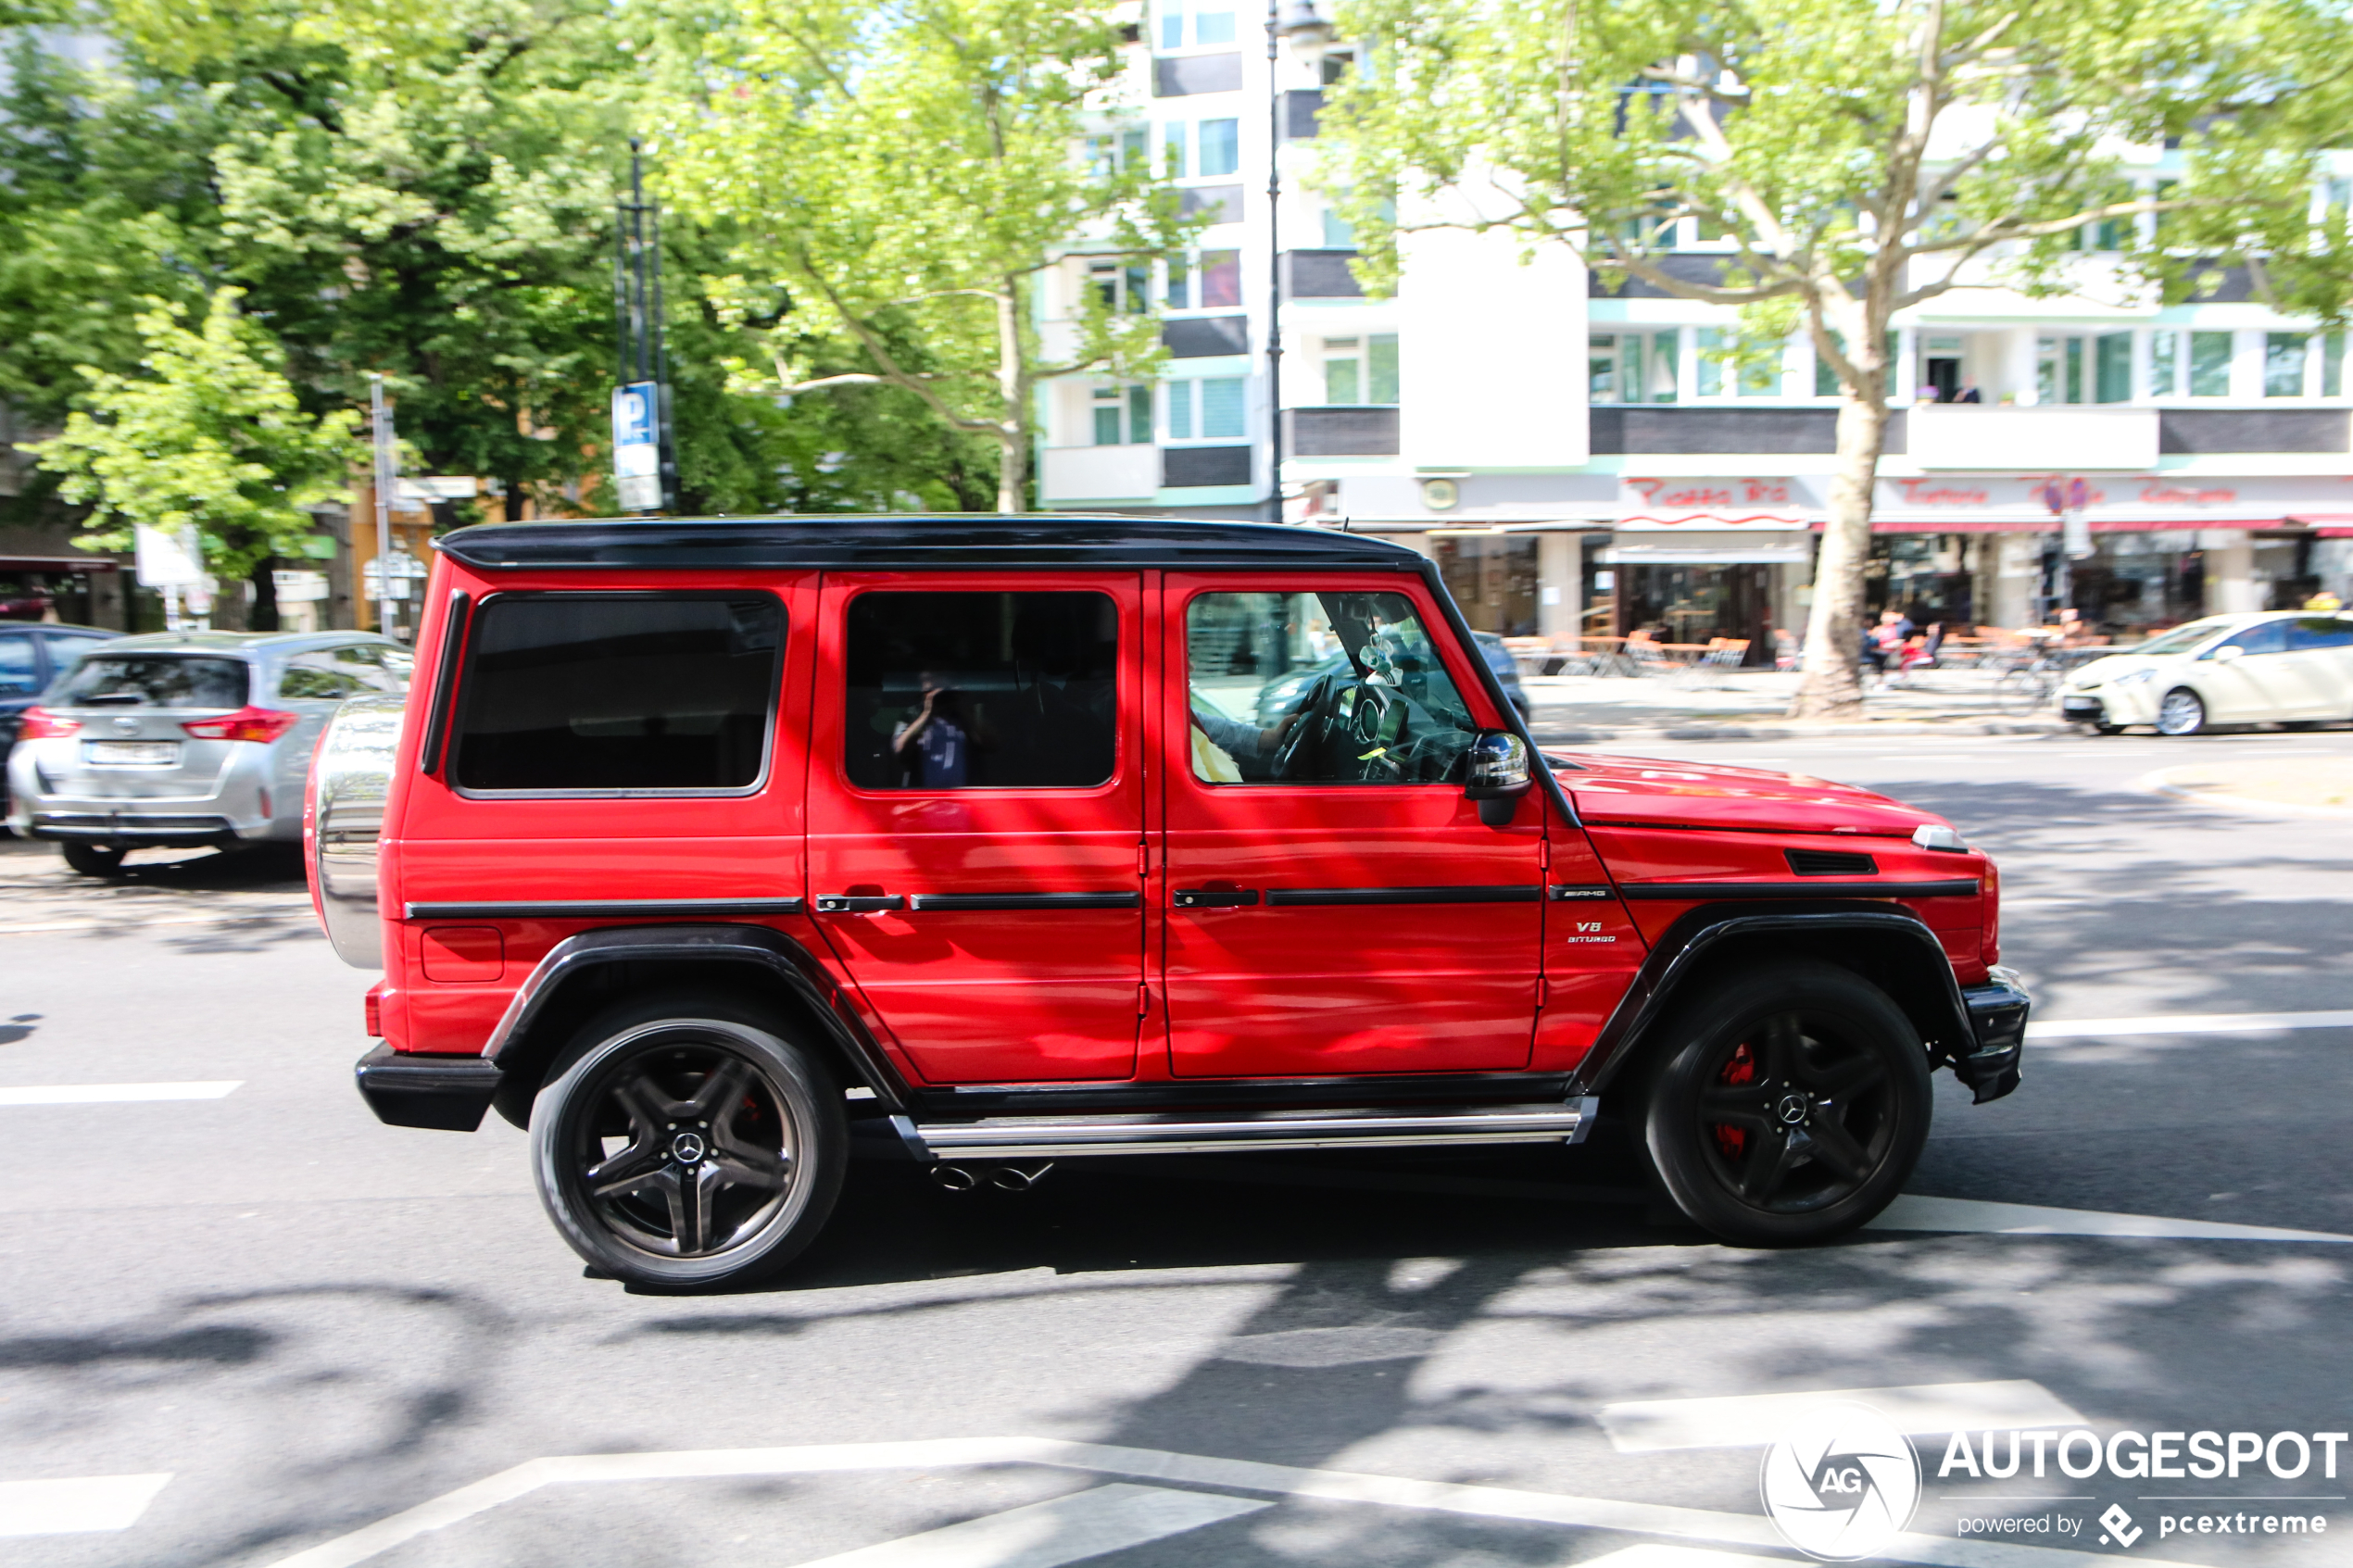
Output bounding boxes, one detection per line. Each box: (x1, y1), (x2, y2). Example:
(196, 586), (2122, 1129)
(2212, 643), (2244, 662)
(1464, 731), (1532, 826)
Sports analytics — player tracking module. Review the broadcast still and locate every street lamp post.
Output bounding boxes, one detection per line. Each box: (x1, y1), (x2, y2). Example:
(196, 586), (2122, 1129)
(1265, 0), (1331, 525)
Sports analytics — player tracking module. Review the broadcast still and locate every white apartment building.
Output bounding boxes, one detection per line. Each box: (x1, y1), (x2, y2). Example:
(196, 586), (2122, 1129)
(1036, 5), (2353, 657)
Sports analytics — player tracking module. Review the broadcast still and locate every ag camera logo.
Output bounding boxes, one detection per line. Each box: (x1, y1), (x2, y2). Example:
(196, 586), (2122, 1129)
(1760, 1401), (1923, 1561)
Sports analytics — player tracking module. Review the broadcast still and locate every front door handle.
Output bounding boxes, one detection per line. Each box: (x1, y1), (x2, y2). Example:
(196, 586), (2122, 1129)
(815, 895), (905, 914)
(1172, 888), (1261, 909)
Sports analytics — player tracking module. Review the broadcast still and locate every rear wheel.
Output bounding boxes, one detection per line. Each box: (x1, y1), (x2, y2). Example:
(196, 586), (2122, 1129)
(2157, 687), (2208, 736)
(60, 843), (127, 877)
(1642, 961), (1931, 1247)
(531, 992), (847, 1291)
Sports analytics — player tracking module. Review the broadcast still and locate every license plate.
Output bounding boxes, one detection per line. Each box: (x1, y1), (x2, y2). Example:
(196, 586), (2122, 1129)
(85, 740), (180, 765)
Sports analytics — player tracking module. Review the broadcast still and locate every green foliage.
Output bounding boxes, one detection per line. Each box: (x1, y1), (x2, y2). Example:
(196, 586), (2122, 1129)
(25, 287), (361, 579)
(663, 0), (1195, 509)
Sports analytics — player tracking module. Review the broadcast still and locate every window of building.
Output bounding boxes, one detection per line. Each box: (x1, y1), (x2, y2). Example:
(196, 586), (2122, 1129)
(1159, 0), (1235, 49)
(451, 594), (783, 793)
(2150, 329), (2180, 395)
(1321, 334), (1399, 405)
(2033, 332), (2133, 405)
(1184, 590), (1479, 785)
(2190, 332), (2233, 397)
(2266, 332), (2310, 397)
(1320, 207), (1354, 248)
(1092, 384), (1152, 445)
(1166, 248), (1240, 309)
(1812, 331), (1899, 398)
(1694, 329), (1781, 398)
(1167, 377), (1247, 439)
(1087, 259), (1151, 315)
(1193, 118), (1239, 178)
(2327, 332), (2346, 396)
(843, 591), (1117, 790)
(2095, 332), (2132, 403)
(1592, 331), (1680, 403)
(1085, 127), (1147, 177)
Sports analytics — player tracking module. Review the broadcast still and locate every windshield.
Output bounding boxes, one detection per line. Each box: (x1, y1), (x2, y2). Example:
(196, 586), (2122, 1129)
(2129, 618), (2236, 658)
(54, 655), (249, 709)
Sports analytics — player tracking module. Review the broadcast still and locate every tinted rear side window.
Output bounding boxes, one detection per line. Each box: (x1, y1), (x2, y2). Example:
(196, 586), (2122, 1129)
(2288, 616), (2353, 651)
(452, 595), (783, 792)
(844, 591), (1117, 789)
(56, 655), (249, 709)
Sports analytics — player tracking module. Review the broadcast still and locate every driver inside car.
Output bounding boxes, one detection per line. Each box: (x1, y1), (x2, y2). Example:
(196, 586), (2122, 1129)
(1189, 702), (1300, 783)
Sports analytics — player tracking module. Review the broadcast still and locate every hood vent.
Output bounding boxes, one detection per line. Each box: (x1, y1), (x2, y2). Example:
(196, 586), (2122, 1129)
(1786, 848), (1878, 876)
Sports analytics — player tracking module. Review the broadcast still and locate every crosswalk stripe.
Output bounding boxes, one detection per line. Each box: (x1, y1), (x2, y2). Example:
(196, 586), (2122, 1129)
(0, 1474), (172, 1537)
(785, 1483), (1267, 1568)
(1868, 1194), (2352, 1243)
(259, 1436), (2206, 1568)
(1597, 1382), (2084, 1454)
(0, 1082), (241, 1106)
(2028, 1010), (2353, 1040)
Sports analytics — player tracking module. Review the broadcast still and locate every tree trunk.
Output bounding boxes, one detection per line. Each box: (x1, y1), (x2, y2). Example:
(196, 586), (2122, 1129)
(1787, 394), (1889, 720)
(995, 276), (1026, 513)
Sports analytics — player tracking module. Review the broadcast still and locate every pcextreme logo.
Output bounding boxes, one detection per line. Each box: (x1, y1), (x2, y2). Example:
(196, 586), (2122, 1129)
(1760, 1401), (1922, 1561)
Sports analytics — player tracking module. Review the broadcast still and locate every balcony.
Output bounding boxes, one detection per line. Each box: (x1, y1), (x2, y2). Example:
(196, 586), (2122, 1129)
(1038, 444), (1158, 504)
(1286, 406), (1398, 457)
(1910, 405), (2158, 470)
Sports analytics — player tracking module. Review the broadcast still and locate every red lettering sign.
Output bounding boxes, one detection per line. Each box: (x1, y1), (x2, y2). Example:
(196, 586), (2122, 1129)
(1894, 479), (1991, 507)
(2138, 484), (2238, 507)
(1628, 478), (1790, 514)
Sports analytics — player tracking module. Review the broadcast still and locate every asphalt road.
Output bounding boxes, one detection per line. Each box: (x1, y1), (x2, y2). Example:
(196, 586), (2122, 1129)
(5, 727), (2353, 1568)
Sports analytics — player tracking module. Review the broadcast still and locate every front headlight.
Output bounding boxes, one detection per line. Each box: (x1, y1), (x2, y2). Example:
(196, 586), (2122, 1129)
(2113, 668), (2158, 687)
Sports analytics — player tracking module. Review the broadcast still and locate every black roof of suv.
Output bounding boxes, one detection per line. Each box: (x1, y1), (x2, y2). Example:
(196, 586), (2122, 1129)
(436, 515), (1425, 574)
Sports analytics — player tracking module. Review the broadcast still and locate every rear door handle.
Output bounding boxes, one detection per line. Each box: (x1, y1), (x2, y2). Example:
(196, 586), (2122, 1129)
(815, 895), (905, 913)
(1171, 888), (1260, 909)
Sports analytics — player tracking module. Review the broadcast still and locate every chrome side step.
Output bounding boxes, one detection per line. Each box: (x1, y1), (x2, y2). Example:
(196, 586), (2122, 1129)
(896, 1098), (1600, 1160)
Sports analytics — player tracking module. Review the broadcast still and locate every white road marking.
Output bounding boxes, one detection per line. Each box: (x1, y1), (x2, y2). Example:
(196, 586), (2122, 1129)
(0, 1082), (241, 1106)
(255, 1436), (2212, 1568)
(1596, 1381), (2083, 1454)
(1869, 1195), (2353, 1243)
(2027, 1010), (2353, 1040)
(786, 1483), (1266, 1568)
(0, 1474), (172, 1537)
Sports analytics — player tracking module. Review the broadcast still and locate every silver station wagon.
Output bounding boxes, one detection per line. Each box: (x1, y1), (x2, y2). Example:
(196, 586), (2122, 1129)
(6, 630), (412, 875)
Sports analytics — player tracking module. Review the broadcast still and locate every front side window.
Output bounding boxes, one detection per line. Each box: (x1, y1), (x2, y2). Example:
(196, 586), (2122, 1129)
(2288, 616), (2353, 651)
(450, 594), (782, 793)
(2212, 619), (2288, 658)
(1187, 590), (1480, 785)
(844, 591), (1118, 790)
(56, 655), (248, 709)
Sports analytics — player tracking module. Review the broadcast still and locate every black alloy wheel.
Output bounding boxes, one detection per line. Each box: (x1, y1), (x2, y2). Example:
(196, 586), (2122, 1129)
(532, 994), (846, 1291)
(1642, 960), (1931, 1246)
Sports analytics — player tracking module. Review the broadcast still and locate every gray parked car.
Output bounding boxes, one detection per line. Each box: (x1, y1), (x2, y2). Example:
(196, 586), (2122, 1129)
(5, 630), (412, 875)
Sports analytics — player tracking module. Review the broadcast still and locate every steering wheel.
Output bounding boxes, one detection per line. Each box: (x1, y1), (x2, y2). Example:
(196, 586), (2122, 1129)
(1271, 672), (1338, 781)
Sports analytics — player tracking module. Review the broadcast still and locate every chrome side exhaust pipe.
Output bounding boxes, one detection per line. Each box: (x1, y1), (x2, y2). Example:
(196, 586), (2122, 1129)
(930, 1164), (978, 1192)
(989, 1161), (1054, 1192)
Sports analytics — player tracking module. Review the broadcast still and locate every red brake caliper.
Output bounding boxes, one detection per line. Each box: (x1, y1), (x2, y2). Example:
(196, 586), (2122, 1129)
(1714, 1040), (1755, 1160)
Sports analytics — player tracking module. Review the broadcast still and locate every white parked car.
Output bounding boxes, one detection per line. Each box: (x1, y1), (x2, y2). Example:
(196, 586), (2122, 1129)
(2061, 611), (2353, 735)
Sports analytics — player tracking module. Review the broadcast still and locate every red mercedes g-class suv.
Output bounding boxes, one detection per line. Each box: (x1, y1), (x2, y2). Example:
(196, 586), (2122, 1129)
(310, 516), (2026, 1289)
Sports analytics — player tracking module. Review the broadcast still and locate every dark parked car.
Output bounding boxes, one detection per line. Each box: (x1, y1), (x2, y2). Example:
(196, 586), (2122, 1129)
(0, 623), (120, 815)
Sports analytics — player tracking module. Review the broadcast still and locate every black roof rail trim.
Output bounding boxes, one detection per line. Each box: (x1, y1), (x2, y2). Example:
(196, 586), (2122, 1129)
(434, 514), (1427, 573)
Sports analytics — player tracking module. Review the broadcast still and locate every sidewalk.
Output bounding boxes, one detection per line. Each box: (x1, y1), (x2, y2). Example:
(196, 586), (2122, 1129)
(2145, 760), (2353, 817)
(1523, 667), (2072, 744)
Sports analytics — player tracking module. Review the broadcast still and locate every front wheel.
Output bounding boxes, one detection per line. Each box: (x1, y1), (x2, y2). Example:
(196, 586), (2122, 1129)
(1642, 960), (1931, 1247)
(532, 994), (847, 1291)
(2157, 687), (2208, 736)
